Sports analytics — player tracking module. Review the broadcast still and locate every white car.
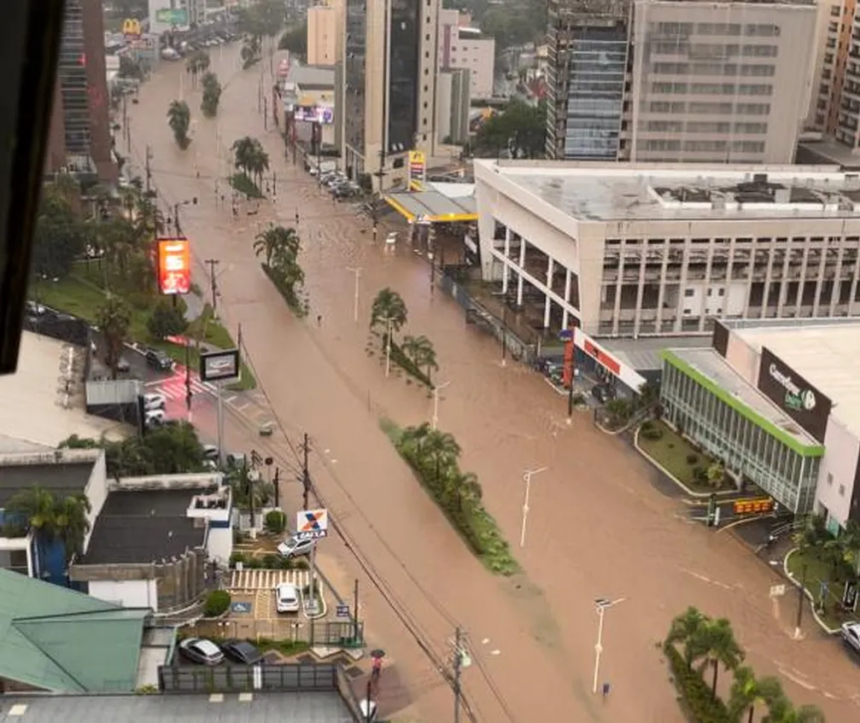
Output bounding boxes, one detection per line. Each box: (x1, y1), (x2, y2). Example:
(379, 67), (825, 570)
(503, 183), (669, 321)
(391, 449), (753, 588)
(144, 409), (165, 427)
(143, 393), (166, 411)
(841, 622), (860, 654)
(275, 582), (300, 613)
(202, 444), (219, 461)
(277, 535), (315, 558)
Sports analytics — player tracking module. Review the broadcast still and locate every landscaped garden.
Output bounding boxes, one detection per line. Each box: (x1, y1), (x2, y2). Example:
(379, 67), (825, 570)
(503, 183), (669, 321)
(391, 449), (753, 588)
(381, 419), (518, 576)
(638, 420), (732, 493)
(786, 516), (860, 630)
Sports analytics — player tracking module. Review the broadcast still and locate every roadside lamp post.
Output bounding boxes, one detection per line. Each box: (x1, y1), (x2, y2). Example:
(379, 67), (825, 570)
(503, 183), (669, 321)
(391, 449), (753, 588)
(346, 266), (362, 323)
(383, 317), (394, 378)
(593, 597), (626, 695)
(520, 466), (548, 548)
(431, 381), (451, 431)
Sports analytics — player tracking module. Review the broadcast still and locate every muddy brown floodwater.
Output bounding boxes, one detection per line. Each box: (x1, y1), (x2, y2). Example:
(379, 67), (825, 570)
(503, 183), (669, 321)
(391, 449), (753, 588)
(126, 46), (860, 722)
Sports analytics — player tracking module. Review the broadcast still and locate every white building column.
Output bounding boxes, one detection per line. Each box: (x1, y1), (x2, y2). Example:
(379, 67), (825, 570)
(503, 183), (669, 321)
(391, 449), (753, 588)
(517, 239), (526, 306)
(543, 256), (554, 328)
(502, 228), (511, 294)
(562, 268), (572, 329)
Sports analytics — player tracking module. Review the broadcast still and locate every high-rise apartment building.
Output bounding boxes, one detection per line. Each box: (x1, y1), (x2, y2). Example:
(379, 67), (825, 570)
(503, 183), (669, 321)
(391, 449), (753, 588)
(546, 0), (818, 165)
(45, 0), (116, 182)
(343, 0), (439, 188)
(807, 0), (854, 134)
(438, 9), (496, 99)
(308, 0), (345, 65)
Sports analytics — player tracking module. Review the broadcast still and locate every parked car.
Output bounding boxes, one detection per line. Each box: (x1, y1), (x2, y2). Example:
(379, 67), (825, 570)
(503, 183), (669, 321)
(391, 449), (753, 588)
(143, 393), (166, 411)
(221, 640), (263, 665)
(145, 347), (174, 371)
(179, 637), (224, 665)
(841, 622), (860, 654)
(115, 356), (132, 373)
(144, 409), (166, 428)
(275, 582), (301, 613)
(591, 385), (610, 404)
(202, 444), (220, 461)
(277, 535), (315, 559)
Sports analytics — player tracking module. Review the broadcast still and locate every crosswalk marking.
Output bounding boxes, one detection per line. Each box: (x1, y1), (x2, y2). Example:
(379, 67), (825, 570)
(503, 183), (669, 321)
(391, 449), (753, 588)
(228, 568), (323, 593)
(144, 373), (218, 400)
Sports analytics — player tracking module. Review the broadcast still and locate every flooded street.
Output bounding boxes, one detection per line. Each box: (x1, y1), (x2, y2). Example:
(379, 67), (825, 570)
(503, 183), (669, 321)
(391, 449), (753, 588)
(126, 47), (860, 722)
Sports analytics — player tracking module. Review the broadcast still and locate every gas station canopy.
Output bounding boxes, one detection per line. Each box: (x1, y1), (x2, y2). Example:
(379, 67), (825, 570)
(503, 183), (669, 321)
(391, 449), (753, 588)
(384, 187), (477, 223)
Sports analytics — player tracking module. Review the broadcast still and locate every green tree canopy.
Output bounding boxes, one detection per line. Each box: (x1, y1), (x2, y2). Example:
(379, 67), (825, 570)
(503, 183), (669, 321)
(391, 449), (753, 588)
(370, 288), (408, 334)
(473, 99), (545, 159)
(96, 296), (132, 379)
(147, 300), (188, 340)
(167, 99), (191, 148)
(278, 23), (307, 58)
(32, 182), (87, 279)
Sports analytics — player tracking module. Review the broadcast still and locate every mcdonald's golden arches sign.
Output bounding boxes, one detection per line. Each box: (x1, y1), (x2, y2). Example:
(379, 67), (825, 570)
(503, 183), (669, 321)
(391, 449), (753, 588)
(122, 18), (142, 37)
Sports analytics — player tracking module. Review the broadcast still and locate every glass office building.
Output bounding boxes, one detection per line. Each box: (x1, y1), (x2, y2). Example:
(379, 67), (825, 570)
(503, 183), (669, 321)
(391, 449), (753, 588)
(387, 0), (420, 154)
(660, 349), (824, 514)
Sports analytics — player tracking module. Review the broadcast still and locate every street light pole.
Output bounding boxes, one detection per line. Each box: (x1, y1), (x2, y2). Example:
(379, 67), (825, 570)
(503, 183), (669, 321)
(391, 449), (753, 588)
(593, 597), (626, 694)
(346, 266), (362, 323)
(520, 466), (548, 548)
(385, 317), (393, 378)
(432, 381), (451, 430)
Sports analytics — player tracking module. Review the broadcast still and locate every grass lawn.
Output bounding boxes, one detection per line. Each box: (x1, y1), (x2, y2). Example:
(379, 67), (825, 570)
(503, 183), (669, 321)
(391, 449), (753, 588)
(786, 548), (859, 630)
(638, 420), (723, 493)
(34, 268), (256, 390)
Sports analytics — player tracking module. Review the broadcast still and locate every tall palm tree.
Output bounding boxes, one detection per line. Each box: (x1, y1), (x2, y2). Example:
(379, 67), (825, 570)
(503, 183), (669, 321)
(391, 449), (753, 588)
(370, 288), (408, 335)
(728, 666), (787, 723)
(186, 50), (210, 84)
(4, 486), (58, 576)
(247, 144), (270, 188)
(450, 471), (482, 513)
(665, 606), (709, 668)
(232, 136), (258, 176)
(420, 428), (462, 491)
(776, 704), (827, 723)
(96, 296), (132, 379)
(167, 100), (191, 148)
(693, 617), (744, 699)
(254, 225), (300, 266)
(403, 335), (438, 380)
(53, 494), (92, 564)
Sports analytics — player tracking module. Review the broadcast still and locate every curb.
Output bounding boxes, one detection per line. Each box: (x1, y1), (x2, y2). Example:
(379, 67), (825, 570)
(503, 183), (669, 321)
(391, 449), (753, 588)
(782, 548), (840, 635)
(634, 426), (714, 498)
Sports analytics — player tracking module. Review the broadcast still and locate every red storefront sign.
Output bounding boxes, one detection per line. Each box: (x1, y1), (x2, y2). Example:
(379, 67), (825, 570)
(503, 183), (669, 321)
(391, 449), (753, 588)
(156, 238), (191, 295)
(584, 338), (621, 376)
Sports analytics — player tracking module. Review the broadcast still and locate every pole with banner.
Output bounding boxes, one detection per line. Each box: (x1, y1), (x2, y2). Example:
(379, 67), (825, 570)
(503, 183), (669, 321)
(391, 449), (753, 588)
(199, 348), (241, 469)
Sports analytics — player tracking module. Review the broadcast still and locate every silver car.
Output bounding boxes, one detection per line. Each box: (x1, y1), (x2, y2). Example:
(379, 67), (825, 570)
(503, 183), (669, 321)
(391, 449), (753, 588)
(841, 622), (860, 654)
(277, 535), (315, 558)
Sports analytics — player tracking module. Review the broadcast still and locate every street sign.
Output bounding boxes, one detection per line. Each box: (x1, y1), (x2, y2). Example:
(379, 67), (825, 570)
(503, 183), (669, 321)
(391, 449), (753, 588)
(231, 601), (252, 614)
(336, 604), (350, 618)
(843, 580), (858, 611)
(769, 584), (786, 598)
(297, 508), (329, 538)
(296, 529), (327, 541)
(558, 328), (573, 342)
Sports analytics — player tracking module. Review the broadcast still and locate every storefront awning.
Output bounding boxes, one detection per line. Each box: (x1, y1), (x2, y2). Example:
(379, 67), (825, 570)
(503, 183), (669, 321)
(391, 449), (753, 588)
(384, 190), (477, 223)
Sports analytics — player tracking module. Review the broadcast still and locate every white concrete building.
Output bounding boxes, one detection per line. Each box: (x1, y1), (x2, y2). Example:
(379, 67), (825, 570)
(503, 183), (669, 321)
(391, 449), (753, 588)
(663, 318), (860, 524)
(474, 160), (860, 339)
(438, 9), (495, 100)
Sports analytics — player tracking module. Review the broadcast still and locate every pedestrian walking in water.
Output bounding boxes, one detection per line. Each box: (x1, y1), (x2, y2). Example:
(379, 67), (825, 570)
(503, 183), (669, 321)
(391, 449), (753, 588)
(602, 682), (611, 700)
(317, 314), (322, 327)
(371, 655), (382, 683)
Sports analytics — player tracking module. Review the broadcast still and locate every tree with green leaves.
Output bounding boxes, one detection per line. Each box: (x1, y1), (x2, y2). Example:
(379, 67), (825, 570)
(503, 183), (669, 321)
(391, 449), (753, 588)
(200, 71), (222, 118)
(278, 22), (308, 58)
(472, 99), (546, 159)
(402, 334), (439, 380)
(665, 606), (709, 669)
(96, 296), (132, 379)
(32, 181), (87, 279)
(167, 99), (191, 148)
(147, 300), (188, 340)
(241, 34), (262, 68)
(728, 666), (787, 723)
(186, 50), (210, 85)
(232, 136), (269, 188)
(253, 225), (299, 266)
(254, 224), (304, 310)
(370, 288), (408, 335)
(693, 617), (744, 699)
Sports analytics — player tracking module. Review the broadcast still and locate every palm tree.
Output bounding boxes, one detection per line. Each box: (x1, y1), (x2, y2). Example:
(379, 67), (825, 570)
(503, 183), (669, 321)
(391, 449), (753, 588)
(370, 288), (408, 335)
(186, 50), (210, 84)
(254, 225), (299, 266)
(450, 471), (482, 514)
(53, 494), (92, 564)
(96, 296), (132, 379)
(665, 606), (709, 668)
(839, 519), (860, 575)
(167, 100), (191, 148)
(420, 428), (462, 491)
(241, 34), (262, 68)
(4, 486), (59, 576)
(776, 704), (827, 723)
(403, 334), (438, 380)
(247, 144), (270, 188)
(200, 71), (222, 117)
(693, 617), (744, 699)
(729, 666), (787, 723)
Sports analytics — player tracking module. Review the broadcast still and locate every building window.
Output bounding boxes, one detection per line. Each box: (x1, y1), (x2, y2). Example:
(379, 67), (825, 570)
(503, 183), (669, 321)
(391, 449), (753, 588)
(733, 122), (767, 134)
(685, 288), (695, 297)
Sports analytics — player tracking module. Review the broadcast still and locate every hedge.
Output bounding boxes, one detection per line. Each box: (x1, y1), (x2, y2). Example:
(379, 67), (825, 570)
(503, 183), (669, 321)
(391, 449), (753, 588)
(664, 644), (731, 723)
(203, 590), (231, 618)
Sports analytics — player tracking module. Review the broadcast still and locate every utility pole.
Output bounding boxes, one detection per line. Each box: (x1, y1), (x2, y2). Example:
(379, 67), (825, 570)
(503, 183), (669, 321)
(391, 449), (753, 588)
(384, 318), (393, 378)
(794, 564), (808, 639)
(122, 94), (130, 152)
(432, 381), (451, 430)
(145, 145), (153, 195)
(205, 258), (220, 313)
(184, 342), (193, 415)
(353, 578), (360, 642)
(273, 467), (280, 508)
(453, 626), (463, 723)
(501, 305), (508, 367)
(302, 433), (311, 510)
(520, 466), (548, 548)
(346, 267), (361, 323)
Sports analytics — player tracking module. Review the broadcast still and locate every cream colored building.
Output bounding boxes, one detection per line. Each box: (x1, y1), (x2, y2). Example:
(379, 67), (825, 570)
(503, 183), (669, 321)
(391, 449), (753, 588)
(438, 9), (496, 99)
(307, 0), (344, 66)
(474, 160), (860, 338)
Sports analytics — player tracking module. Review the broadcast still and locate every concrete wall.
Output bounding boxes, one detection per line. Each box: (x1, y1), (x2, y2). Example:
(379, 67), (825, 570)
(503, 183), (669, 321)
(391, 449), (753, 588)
(308, 2), (344, 65)
(815, 416), (860, 527)
(83, 450), (108, 553)
(723, 330), (760, 386)
(89, 578), (158, 609)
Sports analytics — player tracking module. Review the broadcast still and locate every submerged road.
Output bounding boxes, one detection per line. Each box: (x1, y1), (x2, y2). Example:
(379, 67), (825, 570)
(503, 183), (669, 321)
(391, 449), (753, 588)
(126, 46), (860, 722)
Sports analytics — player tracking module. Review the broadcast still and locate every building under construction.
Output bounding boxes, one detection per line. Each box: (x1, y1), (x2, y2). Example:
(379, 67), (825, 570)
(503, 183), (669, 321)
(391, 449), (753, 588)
(545, 0), (631, 161)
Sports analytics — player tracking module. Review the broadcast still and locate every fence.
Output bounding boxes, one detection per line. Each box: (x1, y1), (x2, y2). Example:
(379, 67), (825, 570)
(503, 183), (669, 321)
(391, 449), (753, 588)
(159, 662), (339, 694)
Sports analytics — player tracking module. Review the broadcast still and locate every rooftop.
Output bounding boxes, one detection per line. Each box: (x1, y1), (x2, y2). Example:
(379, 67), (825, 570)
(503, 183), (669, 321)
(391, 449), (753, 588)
(663, 348), (823, 454)
(727, 320), (860, 439)
(287, 63), (335, 89)
(601, 334), (709, 371)
(0, 451), (97, 508)
(475, 160), (860, 223)
(0, 569), (148, 693)
(0, 332), (123, 447)
(81, 489), (206, 565)
(0, 692), (356, 722)
(385, 188), (477, 222)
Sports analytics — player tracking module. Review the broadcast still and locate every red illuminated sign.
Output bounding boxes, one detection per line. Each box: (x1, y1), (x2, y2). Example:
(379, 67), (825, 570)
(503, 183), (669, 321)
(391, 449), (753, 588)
(584, 339), (621, 376)
(156, 238), (191, 295)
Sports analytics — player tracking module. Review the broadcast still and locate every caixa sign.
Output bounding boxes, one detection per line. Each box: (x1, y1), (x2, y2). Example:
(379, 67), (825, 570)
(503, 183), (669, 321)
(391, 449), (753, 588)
(757, 348), (831, 443)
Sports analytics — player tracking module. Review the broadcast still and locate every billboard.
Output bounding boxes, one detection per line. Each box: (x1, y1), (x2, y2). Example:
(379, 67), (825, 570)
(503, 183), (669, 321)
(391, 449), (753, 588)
(156, 238), (191, 296)
(408, 151), (426, 190)
(200, 349), (240, 382)
(294, 105), (334, 124)
(756, 347), (831, 443)
(122, 18), (142, 37)
(156, 8), (188, 25)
